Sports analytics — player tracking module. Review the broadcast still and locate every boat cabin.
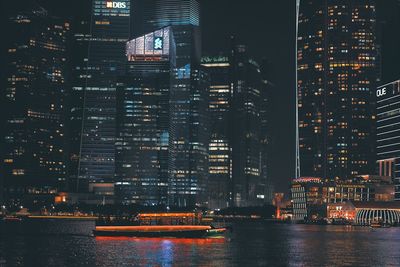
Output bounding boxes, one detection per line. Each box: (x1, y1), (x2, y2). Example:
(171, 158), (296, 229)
(137, 212), (202, 226)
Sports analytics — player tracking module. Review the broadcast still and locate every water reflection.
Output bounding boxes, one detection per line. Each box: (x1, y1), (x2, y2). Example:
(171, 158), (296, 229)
(95, 237), (226, 266)
(1, 222), (400, 266)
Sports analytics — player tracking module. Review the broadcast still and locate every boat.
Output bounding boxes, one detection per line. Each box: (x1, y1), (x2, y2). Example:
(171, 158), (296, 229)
(370, 220), (391, 228)
(3, 216), (23, 222)
(93, 212), (229, 238)
(93, 225), (228, 238)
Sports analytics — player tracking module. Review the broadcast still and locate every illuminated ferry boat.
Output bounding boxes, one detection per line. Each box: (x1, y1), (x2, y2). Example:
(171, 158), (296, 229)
(93, 212), (229, 238)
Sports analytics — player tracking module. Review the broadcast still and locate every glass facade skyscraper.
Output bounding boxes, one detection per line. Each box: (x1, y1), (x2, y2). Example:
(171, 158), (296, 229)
(201, 55), (232, 209)
(2, 8), (69, 205)
(115, 27), (175, 205)
(76, 0), (130, 189)
(231, 43), (269, 207)
(376, 80), (400, 200)
(131, 0), (208, 207)
(297, 0), (379, 180)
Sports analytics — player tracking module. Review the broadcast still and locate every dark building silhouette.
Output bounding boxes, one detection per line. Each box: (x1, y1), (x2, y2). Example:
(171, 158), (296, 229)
(2, 7), (69, 206)
(68, 15), (91, 193)
(377, 0), (400, 83)
(230, 41), (270, 207)
(297, 0), (379, 180)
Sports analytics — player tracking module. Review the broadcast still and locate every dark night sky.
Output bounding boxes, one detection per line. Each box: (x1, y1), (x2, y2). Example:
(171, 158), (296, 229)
(2, 0), (399, 194)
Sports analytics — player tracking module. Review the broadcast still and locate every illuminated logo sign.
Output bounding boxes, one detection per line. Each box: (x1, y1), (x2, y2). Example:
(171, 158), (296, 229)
(154, 37), (163, 50)
(377, 87), (387, 97)
(106, 1), (127, 8)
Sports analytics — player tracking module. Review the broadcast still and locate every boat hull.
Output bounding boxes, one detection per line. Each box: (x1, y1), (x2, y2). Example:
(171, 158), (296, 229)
(93, 225), (227, 238)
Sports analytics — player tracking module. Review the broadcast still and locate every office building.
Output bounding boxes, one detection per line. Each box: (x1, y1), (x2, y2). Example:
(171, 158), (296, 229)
(2, 7), (69, 206)
(131, 0), (208, 207)
(376, 80), (400, 200)
(68, 15), (90, 192)
(231, 43), (269, 207)
(297, 0), (379, 180)
(201, 55), (231, 209)
(115, 27), (175, 205)
(76, 0), (130, 190)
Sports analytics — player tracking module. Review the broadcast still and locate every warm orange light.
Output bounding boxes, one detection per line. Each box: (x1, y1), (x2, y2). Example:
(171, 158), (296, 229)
(138, 213), (196, 218)
(95, 225), (212, 232)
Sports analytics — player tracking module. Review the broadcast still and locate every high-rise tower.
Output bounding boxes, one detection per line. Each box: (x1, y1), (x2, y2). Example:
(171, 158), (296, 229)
(115, 27), (176, 205)
(76, 0), (130, 189)
(2, 7), (69, 206)
(297, 0), (379, 180)
(130, 0), (208, 207)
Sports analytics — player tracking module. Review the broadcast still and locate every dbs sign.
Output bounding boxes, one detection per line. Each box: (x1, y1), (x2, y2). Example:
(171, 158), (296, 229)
(106, 2), (127, 8)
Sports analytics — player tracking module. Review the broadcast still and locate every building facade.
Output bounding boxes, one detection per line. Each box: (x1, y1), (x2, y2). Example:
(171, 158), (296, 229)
(2, 8), (69, 206)
(76, 0), (130, 190)
(201, 55), (232, 209)
(297, 0), (379, 180)
(131, 0), (209, 207)
(231, 43), (269, 207)
(115, 27), (175, 205)
(376, 80), (400, 200)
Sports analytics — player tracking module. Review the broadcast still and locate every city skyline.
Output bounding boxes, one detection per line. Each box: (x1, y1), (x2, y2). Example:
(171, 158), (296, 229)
(1, 0), (400, 203)
(2, 1), (400, 266)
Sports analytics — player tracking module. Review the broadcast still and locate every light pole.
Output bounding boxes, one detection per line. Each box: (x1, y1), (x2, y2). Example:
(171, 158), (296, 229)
(295, 0), (301, 179)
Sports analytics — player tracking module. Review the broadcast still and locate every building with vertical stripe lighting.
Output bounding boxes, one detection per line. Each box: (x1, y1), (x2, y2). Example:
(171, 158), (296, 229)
(376, 80), (400, 200)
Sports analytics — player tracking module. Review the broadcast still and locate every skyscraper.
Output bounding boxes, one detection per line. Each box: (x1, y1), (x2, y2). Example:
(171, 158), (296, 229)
(376, 80), (400, 200)
(297, 0), (379, 180)
(231, 42), (269, 207)
(76, 0), (130, 190)
(201, 55), (231, 209)
(115, 27), (175, 205)
(2, 7), (69, 206)
(68, 12), (91, 192)
(131, 0), (208, 207)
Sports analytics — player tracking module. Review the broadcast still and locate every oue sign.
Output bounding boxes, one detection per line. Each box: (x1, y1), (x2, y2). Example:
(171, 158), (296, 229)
(106, 1), (127, 8)
(376, 87), (387, 97)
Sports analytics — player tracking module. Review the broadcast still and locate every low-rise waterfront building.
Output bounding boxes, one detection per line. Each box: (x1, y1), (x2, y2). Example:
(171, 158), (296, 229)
(291, 176), (395, 221)
(327, 201), (400, 226)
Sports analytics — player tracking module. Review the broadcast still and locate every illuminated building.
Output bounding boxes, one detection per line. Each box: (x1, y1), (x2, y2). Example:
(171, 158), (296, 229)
(297, 0), (379, 180)
(291, 177), (379, 221)
(376, 80), (400, 200)
(131, 0), (209, 207)
(291, 177), (325, 221)
(115, 27), (175, 205)
(231, 42), (269, 207)
(322, 181), (373, 203)
(201, 55), (231, 210)
(2, 7), (69, 205)
(76, 0), (130, 190)
(327, 201), (400, 226)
